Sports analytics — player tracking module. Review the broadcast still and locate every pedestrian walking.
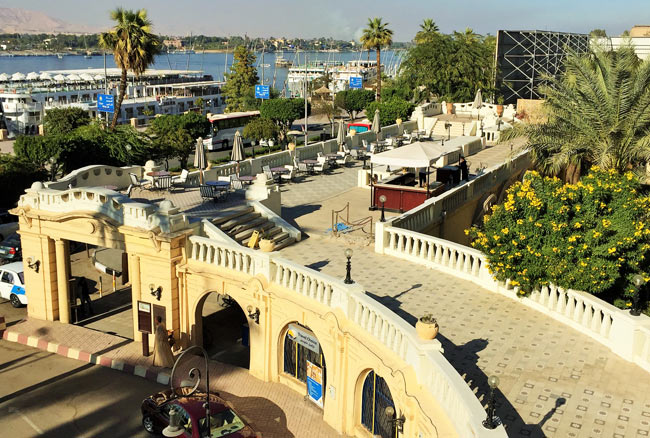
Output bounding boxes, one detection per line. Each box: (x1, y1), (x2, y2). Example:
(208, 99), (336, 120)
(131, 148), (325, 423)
(152, 316), (175, 368)
(78, 277), (93, 316)
(459, 156), (469, 181)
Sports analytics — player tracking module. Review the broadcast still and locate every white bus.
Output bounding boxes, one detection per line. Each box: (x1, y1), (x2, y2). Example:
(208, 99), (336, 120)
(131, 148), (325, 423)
(204, 110), (260, 151)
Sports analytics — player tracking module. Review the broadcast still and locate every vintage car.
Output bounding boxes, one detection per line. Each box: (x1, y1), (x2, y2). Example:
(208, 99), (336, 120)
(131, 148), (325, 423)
(141, 388), (259, 437)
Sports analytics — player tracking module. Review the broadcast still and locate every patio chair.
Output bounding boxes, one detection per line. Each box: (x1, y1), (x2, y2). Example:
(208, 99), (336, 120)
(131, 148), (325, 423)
(281, 165), (296, 183)
(262, 165), (277, 183)
(199, 184), (217, 202)
(154, 175), (172, 191)
(313, 156), (328, 174)
(362, 139), (369, 149)
(127, 172), (150, 197)
(171, 169), (189, 190)
(297, 162), (310, 176)
(230, 174), (244, 190)
(336, 154), (352, 167)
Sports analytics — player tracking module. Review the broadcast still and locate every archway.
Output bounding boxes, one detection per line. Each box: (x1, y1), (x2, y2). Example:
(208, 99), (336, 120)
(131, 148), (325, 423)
(360, 370), (396, 438)
(195, 292), (249, 369)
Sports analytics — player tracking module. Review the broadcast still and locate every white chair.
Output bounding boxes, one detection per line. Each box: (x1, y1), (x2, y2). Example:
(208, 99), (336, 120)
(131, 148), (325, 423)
(362, 139), (369, 149)
(313, 156), (328, 174)
(171, 169), (189, 190)
(281, 165), (296, 183)
(336, 154), (351, 167)
(297, 162), (310, 176)
(262, 165), (275, 182)
(127, 172), (150, 196)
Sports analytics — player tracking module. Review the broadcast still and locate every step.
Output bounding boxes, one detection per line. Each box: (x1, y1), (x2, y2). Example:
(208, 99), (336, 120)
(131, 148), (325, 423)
(228, 216), (268, 237)
(270, 231), (289, 243)
(211, 206), (255, 226)
(219, 212), (262, 231)
(236, 222), (275, 243)
(273, 236), (296, 250)
(241, 226), (283, 245)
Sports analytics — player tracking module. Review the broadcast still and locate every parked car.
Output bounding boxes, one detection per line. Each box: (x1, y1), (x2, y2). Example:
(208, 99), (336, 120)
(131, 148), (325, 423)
(0, 261), (26, 307)
(0, 233), (22, 263)
(0, 209), (18, 241)
(141, 388), (259, 438)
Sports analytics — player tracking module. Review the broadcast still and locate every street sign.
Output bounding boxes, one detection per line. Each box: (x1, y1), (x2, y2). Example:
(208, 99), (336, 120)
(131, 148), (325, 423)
(349, 77), (363, 89)
(287, 323), (320, 353)
(255, 84), (270, 99)
(306, 361), (324, 408)
(98, 94), (114, 113)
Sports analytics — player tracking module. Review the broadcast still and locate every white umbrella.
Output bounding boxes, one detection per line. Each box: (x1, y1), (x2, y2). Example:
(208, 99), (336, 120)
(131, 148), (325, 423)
(66, 73), (82, 81)
(11, 72), (26, 81)
(370, 141), (453, 168)
(26, 72), (39, 80)
(371, 109), (382, 140)
(39, 72), (52, 81)
(53, 74), (66, 82)
(231, 131), (245, 175)
(193, 137), (206, 184)
(0, 73), (9, 82)
(93, 74), (104, 81)
(337, 120), (346, 151)
(472, 89), (483, 120)
(80, 73), (94, 82)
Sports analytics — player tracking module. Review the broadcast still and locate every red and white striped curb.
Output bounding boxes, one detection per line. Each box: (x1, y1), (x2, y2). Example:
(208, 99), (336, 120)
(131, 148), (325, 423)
(2, 328), (171, 386)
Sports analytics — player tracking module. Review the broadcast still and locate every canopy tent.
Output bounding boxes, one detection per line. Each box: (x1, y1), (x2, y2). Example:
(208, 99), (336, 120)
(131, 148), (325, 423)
(66, 73), (82, 81)
(93, 74), (105, 81)
(370, 141), (454, 168)
(53, 74), (66, 82)
(0, 73), (8, 81)
(80, 73), (95, 81)
(39, 72), (52, 81)
(25, 72), (39, 80)
(11, 72), (26, 81)
(315, 85), (331, 95)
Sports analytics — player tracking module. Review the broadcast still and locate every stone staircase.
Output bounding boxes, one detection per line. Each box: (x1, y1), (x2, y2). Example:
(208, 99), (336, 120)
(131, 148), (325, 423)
(211, 206), (297, 250)
(432, 120), (467, 138)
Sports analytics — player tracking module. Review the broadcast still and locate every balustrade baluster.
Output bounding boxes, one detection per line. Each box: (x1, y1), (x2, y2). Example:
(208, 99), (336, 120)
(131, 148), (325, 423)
(547, 286), (557, 310)
(600, 314), (612, 337)
(590, 309), (602, 333)
(388, 231), (396, 250)
(556, 289), (566, 314)
(564, 295), (576, 318)
(405, 236), (412, 254)
(581, 303), (593, 327)
(573, 299), (584, 323)
(397, 234), (405, 252)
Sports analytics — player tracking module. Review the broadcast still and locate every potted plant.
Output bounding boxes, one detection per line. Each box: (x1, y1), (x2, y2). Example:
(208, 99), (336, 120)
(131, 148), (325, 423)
(415, 313), (439, 340)
(446, 101), (454, 115)
(496, 96), (504, 117)
(258, 231), (275, 252)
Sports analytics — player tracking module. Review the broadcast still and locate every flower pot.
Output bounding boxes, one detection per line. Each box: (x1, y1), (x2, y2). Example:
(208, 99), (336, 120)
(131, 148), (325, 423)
(446, 102), (454, 114)
(259, 239), (275, 252)
(416, 320), (439, 340)
(496, 104), (504, 117)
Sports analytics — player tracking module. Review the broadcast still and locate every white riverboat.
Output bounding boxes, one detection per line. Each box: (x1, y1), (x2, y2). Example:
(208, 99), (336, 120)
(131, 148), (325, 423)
(286, 59), (381, 98)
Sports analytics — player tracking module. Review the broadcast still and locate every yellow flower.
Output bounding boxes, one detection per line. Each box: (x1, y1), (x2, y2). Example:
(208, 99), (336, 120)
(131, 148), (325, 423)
(464, 229), (470, 235)
(574, 222), (582, 229)
(602, 219), (611, 228)
(501, 227), (509, 235)
(593, 231), (602, 239)
(552, 247), (559, 253)
(608, 247), (617, 254)
(517, 219), (524, 225)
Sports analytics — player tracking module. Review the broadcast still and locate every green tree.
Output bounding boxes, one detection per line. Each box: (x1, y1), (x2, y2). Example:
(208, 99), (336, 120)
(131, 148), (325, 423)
(365, 97), (415, 127)
(589, 29), (607, 38)
(99, 8), (161, 129)
(360, 17), (393, 101)
(414, 18), (439, 44)
(501, 46), (650, 183)
(43, 107), (90, 136)
(14, 135), (60, 172)
(0, 154), (47, 207)
(259, 98), (308, 143)
(178, 111), (211, 140)
(148, 114), (205, 169)
(243, 117), (279, 147)
(222, 46), (259, 112)
(335, 89), (375, 120)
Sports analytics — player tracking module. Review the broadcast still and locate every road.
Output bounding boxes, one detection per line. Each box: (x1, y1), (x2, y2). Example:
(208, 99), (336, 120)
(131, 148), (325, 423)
(0, 338), (166, 438)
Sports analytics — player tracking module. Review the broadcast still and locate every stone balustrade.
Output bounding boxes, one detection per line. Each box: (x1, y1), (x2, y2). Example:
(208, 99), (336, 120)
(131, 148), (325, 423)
(45, 164), (141, 190)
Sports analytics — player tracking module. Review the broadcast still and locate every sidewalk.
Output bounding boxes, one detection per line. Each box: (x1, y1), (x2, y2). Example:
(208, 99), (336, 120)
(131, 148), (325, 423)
(1, 318), (343, 438)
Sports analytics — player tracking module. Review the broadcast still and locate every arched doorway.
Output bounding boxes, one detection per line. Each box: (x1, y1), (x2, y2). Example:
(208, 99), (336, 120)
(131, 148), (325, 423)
(281, 323), (327, 407)
(361, 370), (396, 438)
(195, 292), (249, 369)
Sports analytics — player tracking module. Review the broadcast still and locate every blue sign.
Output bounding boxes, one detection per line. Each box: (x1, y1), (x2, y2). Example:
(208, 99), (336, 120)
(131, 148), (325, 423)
(255, 85), (270, 99)
(306, 360), (323, 408)
(349, 77), (363, 89)
(98, 94), (114, 113)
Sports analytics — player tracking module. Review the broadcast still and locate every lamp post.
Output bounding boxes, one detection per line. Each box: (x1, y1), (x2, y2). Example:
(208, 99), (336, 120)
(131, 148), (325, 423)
(444, 122), (452, 140)
(379, 195), (387, 222)
(343, 248), (354, 284)
(482, 375), (500, 429)
(162, 345), (211, 437)
(630, 274), (646, 316)
(385, 405), (405, 434)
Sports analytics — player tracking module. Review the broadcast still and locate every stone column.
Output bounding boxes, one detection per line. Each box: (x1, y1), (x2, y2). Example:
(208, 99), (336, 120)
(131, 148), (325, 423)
(130, 254), (141, 340)
(55, 239), (70, 324)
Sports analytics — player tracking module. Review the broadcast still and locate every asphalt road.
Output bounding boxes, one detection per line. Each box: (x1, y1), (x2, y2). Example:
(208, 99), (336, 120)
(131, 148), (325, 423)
(0, 339), (166, 438)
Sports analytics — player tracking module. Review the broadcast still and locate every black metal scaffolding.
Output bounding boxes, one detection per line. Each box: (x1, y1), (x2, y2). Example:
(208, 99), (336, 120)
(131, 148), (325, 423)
(494, 30), (589, 104)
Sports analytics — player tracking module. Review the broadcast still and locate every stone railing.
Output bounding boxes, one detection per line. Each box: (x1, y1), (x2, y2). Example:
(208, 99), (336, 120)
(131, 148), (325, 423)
(188, 236), (507, 438)
(390, 149), (530, 233)
(45, 165), (142, 190)
(376, 226), (650, 373)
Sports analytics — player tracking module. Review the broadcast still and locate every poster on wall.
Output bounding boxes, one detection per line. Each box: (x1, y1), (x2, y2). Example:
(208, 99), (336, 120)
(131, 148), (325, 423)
(306, 360), (324, 408)
(287, 324), (320, 353)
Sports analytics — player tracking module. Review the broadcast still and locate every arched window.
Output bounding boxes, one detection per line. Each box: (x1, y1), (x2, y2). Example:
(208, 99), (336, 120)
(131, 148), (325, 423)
(283, 323), (326, 386)
(361, 370), (395, 438)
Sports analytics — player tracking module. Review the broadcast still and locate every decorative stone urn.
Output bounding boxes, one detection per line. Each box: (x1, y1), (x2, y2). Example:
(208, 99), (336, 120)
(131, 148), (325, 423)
(415, 314), (439, 340)
(259, 238), (275, 252)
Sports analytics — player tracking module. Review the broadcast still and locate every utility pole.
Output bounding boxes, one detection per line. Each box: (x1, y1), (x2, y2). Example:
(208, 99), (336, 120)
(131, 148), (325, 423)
(304, 52), (308, 147)
(104, 50), (109, 127)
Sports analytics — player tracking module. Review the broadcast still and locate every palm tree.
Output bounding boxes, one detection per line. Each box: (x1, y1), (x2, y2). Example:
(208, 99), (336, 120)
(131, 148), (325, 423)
(360, 17), (393, 102)
(414, 18), (439, 44)
(501, 46), (650, 183)
(99, 8), (161, 129)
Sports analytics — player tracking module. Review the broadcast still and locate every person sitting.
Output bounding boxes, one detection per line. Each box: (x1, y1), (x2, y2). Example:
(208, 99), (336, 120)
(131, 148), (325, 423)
(459, 156), (469, 181)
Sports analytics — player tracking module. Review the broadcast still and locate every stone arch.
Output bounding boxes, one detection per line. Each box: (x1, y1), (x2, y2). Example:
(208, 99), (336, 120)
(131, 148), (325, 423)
(354, 368), (398, 438)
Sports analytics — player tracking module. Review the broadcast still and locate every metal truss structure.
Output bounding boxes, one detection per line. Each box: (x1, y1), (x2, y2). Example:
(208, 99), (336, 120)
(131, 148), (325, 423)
(494, 30), (589, 104)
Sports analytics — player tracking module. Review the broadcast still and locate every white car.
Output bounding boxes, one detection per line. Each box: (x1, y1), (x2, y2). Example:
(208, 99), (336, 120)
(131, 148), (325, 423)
(0, 261), (26, 307)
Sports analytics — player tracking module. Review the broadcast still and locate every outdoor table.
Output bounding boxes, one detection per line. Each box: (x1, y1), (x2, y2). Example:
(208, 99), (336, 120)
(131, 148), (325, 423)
(301, 159), (318, 165)
(238, 175), (256, 184)
(147, 171), (170, 177)
(103, 185), (118, 191)
(206, 180), (231, 188)
(271, 167), (289, 185)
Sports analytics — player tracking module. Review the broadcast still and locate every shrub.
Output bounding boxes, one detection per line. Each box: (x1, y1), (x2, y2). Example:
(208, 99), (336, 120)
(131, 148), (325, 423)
(365, 97), (415, 127)
(467, 168), (650, 306)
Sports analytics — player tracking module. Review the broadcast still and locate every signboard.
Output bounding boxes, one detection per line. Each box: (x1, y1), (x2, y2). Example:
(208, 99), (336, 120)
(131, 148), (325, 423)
(287, 323), (320, 353)
(98, 94), (115, 113)
(349, 77), (363, 89)
(248, 230), (260, 249)
(137, 301), (152, 334)
(255, 84), (270, 99)
(306, 360), (324, 408)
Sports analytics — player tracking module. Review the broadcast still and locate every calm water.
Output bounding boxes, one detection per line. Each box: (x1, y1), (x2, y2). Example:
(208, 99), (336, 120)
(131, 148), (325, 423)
(0, 51), (401, 92)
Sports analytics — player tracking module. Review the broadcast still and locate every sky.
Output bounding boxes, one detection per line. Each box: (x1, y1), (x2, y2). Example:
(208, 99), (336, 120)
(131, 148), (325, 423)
(2, 0), (644, 40)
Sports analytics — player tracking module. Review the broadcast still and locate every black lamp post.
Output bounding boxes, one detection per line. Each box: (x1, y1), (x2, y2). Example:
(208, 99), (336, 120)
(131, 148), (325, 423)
(343, 248), (354, 284)
(379, 195), (387, 222)
(385, 405), (406, 434)
(444, 122), (452, 140)
(163, 346), (212, 437)
(630, 274), (645, 316)
(483, 375), (500, 429)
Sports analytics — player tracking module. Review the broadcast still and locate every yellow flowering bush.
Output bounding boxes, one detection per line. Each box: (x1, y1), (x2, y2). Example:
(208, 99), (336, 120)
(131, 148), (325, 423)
(467, 168), (650, 307)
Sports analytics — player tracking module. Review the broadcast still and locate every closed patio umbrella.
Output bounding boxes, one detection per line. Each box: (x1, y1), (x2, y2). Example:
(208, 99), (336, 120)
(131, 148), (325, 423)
(231, 131), (245, 176)
(472, 89), (482, 120)
(193, 137), (206, 184)
(371, 109), (382, 140)
(337, 120), (346, 152)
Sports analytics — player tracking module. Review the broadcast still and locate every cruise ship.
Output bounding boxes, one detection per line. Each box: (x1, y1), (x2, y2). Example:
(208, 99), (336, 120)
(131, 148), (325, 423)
(287, 60), (381, 98)
(0, 68), (225, 137)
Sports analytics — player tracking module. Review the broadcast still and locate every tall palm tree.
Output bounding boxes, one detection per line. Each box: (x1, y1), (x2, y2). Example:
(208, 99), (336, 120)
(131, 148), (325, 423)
(99, 8), (161, 129)
(501, 46), (650, 183)
(414, 18), (439, 44)
(360, 17), (393, 102)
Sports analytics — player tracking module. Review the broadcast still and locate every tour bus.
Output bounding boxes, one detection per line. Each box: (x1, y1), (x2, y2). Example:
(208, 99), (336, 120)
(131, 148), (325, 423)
(204, 110), (260, 151)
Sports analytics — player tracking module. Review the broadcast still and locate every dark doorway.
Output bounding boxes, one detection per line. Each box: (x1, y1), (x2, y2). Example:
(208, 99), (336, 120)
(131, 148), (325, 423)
(199, 293), (249, 369)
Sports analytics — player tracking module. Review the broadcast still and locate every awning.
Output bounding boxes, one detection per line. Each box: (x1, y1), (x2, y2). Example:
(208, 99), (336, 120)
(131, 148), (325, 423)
(370, 141), (454, 168)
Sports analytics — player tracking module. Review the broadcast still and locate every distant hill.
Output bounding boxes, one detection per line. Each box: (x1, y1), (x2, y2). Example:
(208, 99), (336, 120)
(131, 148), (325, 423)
(0, 7), (97, 34)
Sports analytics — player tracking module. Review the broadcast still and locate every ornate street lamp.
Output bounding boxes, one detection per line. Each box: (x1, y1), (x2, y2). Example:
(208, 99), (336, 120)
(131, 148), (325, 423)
(385, 405), (405, 434)
(379, 195), (387, 222)
(630, 274), (646, 316)
(444, 122), (452, 140)
(344, 248), (354, 284)
(483, 375), (501, 429)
